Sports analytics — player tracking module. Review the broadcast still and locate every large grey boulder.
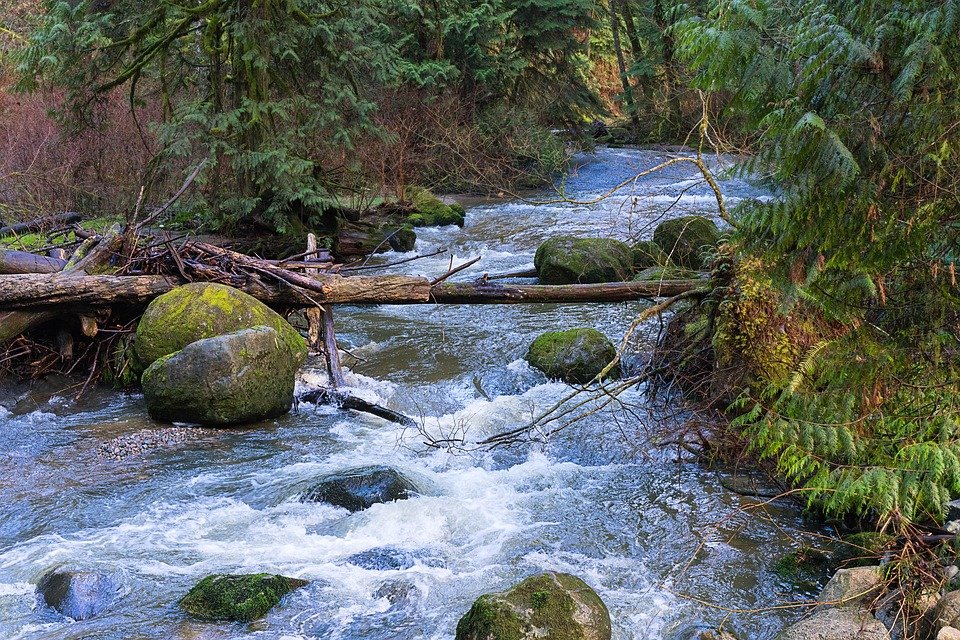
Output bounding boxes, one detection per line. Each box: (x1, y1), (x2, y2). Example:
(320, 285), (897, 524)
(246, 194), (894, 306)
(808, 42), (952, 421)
(455, 572), (611, 640)
(777, 607), (890, 640)
(37, 570), (122, 620)
(652, 216), (721, 269)
(819, 567), (884, 608)
(534, 237), (633, 284)
(142, 326), (300, 426)
(133, 282), (306, 373)
(300, 466), (419, 512)
(525, 328), (619, 384)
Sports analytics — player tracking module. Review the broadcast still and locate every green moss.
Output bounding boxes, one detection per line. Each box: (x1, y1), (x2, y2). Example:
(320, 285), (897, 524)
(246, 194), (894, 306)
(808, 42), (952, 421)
(773, 548), (831, 590)
(652, 216), (721, 269)
(405, 187), (465, 227)
(526, 328), (619, 384)
(633, 266), (701, 281)
(455, 572), (611, 640)
(534, 236), (634, 284)
(133, 282), (307, 373)
(631, 240), (670, 270)
(179, 573), (308, 622)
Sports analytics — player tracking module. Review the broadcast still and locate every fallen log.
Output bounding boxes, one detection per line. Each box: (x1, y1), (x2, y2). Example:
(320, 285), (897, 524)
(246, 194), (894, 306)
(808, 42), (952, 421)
(0, 273), (705, 310)
(0, 250), (67, 274)
(0, 212), (82, 237)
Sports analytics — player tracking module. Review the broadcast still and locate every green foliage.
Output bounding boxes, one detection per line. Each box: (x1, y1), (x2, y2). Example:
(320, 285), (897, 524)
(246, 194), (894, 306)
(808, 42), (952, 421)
(678, 1), (960, 526)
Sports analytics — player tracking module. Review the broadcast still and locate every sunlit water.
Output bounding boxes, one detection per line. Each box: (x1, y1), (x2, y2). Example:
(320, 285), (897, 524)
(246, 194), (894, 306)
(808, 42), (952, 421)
(0, 148), (819, 639)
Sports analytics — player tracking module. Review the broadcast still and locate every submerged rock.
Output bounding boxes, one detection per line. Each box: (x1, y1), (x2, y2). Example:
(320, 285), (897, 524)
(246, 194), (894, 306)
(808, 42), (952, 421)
(777, 607), (889, 640)
(133, 282), (307, 373)
(301, 466), (419, 512)
(772, 548), (832, 592)
(652, 216), (721, 269)
(37, 569), (122, 620)
(631, 240), (670, 270)
(142, 326), (299, 426)
(179, 573), (308, 622)
(455, 571), (611, 640)
(534, 236), (634, 284)
(526, 328), (619, 384)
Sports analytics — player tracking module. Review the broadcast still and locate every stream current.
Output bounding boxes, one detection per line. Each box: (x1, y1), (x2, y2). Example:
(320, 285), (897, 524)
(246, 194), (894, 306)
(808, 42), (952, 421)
(0, 148), (819, 639)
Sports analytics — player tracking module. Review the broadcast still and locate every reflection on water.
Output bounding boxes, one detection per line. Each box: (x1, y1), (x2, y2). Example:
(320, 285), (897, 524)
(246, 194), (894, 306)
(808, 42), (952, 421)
(0, 148), (816, 639)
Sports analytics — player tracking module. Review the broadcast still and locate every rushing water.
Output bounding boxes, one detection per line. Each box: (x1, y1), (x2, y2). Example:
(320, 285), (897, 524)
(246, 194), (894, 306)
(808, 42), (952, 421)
(0, 148), (822, 639)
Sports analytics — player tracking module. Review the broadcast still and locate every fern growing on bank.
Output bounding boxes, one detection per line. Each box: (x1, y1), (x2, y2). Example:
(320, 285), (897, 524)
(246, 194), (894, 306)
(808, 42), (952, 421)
(676, 1), (960, 525)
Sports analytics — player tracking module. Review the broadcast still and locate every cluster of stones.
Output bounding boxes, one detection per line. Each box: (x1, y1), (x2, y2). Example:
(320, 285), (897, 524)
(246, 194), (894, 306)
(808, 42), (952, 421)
(524, 215), (721, 384)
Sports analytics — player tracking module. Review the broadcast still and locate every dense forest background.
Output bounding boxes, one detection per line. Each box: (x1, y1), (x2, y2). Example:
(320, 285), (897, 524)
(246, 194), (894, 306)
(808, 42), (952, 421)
(2, 0), (959, 534)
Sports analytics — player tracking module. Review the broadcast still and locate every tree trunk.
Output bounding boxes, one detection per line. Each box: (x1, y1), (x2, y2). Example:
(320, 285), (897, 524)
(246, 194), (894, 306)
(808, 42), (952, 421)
(608, 0), (641, 135)
(0, 212), (82, 237)
(0, 273), (705, 310)
(0, 250), (67, 274)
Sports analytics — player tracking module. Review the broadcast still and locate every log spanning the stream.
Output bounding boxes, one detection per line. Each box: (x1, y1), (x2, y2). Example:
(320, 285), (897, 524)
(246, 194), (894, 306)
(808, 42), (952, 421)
(0, 273), (705, 309)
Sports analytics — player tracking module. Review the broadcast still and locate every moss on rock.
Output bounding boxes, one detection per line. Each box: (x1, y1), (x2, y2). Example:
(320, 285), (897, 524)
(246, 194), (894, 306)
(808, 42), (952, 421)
(652, 216), (721, 269)
(633, 266), (701, 281)
(773, 547), (832, 592)
(141, 327), (300, 426)
(534, 237), (634, 284)
(179, 573), (308, 622)
(455, 572), (611, 640)
(405, 187), (466, 227)
(631, 240), (670, 270)
(526, 328), (619, 384)
(133, 282), (307, 373)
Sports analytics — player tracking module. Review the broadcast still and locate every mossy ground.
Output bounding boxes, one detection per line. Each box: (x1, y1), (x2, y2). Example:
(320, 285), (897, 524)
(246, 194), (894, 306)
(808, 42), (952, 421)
(179, 573), (308, 622)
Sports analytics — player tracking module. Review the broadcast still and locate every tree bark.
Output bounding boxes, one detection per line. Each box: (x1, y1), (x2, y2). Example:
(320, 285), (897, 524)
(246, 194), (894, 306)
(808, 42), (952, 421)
(0, 273), (704, 310)
(0, 250), (67, 274)
(0, 212), (82, 237)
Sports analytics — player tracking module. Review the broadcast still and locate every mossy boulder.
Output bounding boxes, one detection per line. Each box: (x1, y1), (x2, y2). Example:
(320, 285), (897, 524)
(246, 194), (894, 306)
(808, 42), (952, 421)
(142, 326), (300, 426)
(133, 282), (307, 373)
(633, 266), (701, 281)
(652, 215), (721, 269)
(389, 225), (417, 252)
(526, 328), (619, 384)
(630, 240), (670, 270)
(455, 572), (611, 640)
(300, 466), (419, 512)
(534, 237), (634, 284)
(406, 187), (466, 227)
(179, 573), (308, 622)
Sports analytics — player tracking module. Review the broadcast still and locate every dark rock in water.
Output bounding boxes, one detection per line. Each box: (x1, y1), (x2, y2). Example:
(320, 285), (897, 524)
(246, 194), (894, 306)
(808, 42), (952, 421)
(526, 328), (619, 384)
(346, 547), (445, 571)
(348, 548), (417, 571)
(301, 466), (419, 512)
(133, 282), (307, 374)
(772, 547), (831, 593)
(534, 236), (633, 284)
(179, 573), (308, 622)
(455, 571), (611, 640)
(374, 580), (420, 605)
(142, 326), (300, 426)
(832, 532), (892, 569)
(37, 570), (122, 620)
(388, 225), (417, 252)
(652, 215), (721, 269)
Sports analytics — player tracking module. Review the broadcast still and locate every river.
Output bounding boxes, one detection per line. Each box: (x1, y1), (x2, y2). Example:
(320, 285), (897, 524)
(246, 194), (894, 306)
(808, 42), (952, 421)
(0, 148), (820, 639)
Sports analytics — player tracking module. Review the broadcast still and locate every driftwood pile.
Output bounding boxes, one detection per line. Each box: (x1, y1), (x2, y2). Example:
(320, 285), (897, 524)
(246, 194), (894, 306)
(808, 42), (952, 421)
(0, 213), (703, 383)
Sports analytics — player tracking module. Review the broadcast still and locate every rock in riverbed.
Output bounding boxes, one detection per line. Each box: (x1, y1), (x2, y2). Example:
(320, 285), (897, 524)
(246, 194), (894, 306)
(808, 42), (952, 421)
(652, 215), (721, 269)
(526, 328), (619, 384)
(142, 326), (300, 426)
(37, 569), (122, 620)
(133, 282), (307, 373)
(301, 466), (419, 512)
(455, 571), (611, 640)
(179, 573), (308, 622)
(534, 236), (634, 284)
